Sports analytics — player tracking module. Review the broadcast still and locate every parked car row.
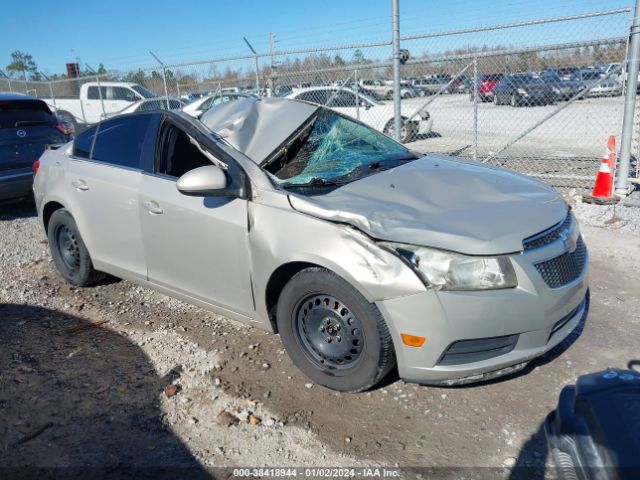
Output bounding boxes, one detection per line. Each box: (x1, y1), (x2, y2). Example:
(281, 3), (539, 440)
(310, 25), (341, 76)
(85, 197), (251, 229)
(470, 65), (624, 107)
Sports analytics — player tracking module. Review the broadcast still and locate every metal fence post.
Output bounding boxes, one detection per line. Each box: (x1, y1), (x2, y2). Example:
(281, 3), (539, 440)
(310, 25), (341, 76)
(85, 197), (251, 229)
(473, 56), (478, 161)
(0, 69), (13, 93)
(616, 0), (640, 196)
(150, 52), (170, 109)
(391, 0), (402, 142)
(355, 65), (360, 121)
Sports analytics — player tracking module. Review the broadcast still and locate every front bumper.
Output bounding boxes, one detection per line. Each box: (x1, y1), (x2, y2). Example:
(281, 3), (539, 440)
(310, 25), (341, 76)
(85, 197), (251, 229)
(376, 230), (589, 385)
(588, 86), (621, 97)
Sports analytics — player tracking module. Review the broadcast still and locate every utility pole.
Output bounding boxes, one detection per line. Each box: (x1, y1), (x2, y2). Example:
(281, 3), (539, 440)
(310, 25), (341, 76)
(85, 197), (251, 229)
(616, 0), (640, 197)
(391, 0), (402, 142)
(150, 51), (170, 109)
(243, 37), (260, 94)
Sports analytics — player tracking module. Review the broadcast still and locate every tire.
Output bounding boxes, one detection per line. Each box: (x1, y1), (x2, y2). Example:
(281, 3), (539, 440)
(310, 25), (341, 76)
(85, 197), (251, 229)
(276, 267), (396, 392)
(383, 118), (417, 143)
(48, 209), (105, 286)
(510, 93), (518, 107)
(56, 111), (78, 132)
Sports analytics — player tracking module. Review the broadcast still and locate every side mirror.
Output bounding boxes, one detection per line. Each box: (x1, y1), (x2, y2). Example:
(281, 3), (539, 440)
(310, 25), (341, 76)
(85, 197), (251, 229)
(176, 165), (228, 197)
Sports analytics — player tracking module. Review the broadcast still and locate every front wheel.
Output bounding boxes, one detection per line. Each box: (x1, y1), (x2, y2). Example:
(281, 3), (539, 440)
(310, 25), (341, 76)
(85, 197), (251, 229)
(48, 209), (105, 286)
(276, 267), (396, 392)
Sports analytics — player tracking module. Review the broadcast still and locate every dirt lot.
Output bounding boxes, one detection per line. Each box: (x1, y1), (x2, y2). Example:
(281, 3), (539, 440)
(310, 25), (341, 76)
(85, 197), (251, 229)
(1, 197), (639, 479)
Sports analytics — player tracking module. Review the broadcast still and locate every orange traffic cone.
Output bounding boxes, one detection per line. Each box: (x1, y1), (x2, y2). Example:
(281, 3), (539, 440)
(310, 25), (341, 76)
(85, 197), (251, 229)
(605, 135), (616, 173)
(584, 136), (617, 204)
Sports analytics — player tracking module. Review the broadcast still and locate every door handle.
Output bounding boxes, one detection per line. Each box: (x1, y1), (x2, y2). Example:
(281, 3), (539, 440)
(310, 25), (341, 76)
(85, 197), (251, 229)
(71, 180), (89, 191)
(143, 200), (163, 215)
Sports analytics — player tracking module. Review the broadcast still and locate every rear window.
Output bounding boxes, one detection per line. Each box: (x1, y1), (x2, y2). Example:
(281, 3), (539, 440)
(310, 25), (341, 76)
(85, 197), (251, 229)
(72, 125), (98, 158)
(0, 100), (53, 130)
(91, 115), (153, 169)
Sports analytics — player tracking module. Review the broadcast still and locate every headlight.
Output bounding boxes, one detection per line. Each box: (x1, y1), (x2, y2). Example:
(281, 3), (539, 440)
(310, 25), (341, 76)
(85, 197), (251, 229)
(517, 87), (528, 95)
(380, 242), (518, 291)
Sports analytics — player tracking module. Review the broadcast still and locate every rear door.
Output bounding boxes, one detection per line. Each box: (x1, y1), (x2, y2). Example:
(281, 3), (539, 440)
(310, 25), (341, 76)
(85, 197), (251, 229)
(65, 113), (159, 281)
(0, 99), (63, 180)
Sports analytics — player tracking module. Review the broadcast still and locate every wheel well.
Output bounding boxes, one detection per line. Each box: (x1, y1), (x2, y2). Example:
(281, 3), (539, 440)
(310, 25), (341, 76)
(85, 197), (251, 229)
(43, 201), (65, 233)
(265, 261), (317, 333)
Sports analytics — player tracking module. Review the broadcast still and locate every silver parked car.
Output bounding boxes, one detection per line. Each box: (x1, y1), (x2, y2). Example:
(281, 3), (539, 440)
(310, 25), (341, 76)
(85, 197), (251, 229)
(33, 97), (588, 392)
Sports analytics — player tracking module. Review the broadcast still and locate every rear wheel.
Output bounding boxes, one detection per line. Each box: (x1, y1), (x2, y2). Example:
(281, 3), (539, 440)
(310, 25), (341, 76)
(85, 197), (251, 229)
(383, 118), (417, 143)
(276, 267), (396, 392)
(48, 209), (105, 286)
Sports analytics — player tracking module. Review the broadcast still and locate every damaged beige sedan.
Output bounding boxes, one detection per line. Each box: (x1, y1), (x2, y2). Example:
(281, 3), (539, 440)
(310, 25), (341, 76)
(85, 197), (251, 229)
(33, 97), (588, 392)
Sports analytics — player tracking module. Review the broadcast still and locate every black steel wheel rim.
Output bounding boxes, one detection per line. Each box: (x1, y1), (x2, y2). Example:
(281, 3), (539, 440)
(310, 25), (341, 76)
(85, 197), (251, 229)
(293, 294), (364, 372)
(56, 225), (81, 273)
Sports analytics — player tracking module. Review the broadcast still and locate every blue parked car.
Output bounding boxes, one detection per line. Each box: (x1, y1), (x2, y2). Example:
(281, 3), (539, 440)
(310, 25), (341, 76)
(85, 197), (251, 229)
(0, 93), (73, 201)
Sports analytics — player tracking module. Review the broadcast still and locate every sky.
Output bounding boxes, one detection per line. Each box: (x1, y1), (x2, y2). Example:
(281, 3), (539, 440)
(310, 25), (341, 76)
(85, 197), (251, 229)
(0, 0), (633, 76)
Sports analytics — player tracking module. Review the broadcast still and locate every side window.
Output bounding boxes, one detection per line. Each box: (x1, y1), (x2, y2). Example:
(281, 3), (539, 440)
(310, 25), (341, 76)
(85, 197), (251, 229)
(157, 124), (213, 178)
(199, 96), (217, 111)
(111, 87), (139, 102)
(296, 90), (328, 105)
(138, 100), (161, 111)
(91, 115), (152, 169)
(72, 124), (98, 158)
(87, 86), (107, 100)
(327, 91), (357, 108)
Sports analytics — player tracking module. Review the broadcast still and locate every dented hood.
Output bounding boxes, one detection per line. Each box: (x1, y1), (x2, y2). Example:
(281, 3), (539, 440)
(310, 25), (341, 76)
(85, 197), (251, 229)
(201, 97), (318, 164)
(288, 156), (567, 255)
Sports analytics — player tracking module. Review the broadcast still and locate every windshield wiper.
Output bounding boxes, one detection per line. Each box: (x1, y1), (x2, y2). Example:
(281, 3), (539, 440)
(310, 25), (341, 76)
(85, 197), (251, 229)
(282, 177), (345, 189)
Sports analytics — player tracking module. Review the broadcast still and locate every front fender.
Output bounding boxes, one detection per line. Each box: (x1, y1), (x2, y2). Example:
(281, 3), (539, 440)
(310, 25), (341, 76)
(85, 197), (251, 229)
(248, 200), (426, 326)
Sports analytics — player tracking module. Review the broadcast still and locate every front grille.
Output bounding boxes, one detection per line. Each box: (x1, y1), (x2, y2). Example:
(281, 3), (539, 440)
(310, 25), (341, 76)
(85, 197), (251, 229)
(523, 212), (572, 251)
(534, 236), (587, 289)
(437, 334), (519, 366)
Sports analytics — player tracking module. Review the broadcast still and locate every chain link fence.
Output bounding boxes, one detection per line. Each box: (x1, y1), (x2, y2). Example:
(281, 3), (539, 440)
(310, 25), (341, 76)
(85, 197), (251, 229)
(0, 7), (636, 191)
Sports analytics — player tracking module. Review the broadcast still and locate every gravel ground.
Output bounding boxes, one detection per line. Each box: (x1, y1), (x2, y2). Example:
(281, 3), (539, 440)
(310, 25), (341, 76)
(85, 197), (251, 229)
(1, 197), (639, 479)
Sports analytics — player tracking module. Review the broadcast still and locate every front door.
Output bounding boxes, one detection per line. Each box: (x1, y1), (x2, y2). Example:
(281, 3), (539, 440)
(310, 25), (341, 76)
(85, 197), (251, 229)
(139, 121), (254, 316)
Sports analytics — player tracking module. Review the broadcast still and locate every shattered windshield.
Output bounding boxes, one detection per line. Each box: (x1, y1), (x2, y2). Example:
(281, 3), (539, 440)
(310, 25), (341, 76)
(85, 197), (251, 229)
(262, 109), (415, 189)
